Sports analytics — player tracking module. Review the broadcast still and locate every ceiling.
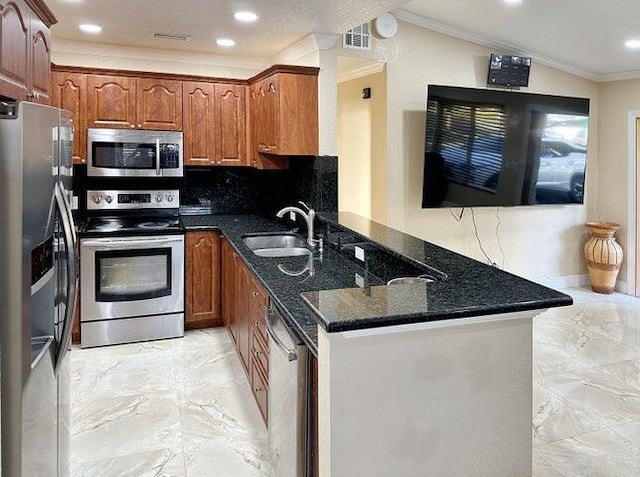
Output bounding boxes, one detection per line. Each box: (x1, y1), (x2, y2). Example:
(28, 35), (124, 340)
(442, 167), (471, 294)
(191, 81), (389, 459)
(48, 0), (406, 59)
(401, 0), (640, 79)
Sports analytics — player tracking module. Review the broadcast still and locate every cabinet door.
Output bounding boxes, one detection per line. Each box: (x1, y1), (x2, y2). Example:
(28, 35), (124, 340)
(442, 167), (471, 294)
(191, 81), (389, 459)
(51, 72), (87, 164)
(221, 238), (237, 337)
(236, 264), (251, 372)
(261, 76), (279, 153)
(0, 0), (30, 100)
(136, 78), (183, 130)
(29, 12), (50, 104)
(215, 84), (246, 166)
(87, 74), (136, 129)
(186, 232), (222, 329)
(183, 81), (215, 166)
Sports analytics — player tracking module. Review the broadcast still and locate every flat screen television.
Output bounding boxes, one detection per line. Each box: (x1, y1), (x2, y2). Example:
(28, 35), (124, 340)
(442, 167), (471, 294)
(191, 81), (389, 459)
(422, 85), (590, 208)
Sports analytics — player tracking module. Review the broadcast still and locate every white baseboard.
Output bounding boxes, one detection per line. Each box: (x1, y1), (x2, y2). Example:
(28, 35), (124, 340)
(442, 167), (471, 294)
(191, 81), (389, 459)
(535, 274), (590, 290)
(535, 274), (633, 295)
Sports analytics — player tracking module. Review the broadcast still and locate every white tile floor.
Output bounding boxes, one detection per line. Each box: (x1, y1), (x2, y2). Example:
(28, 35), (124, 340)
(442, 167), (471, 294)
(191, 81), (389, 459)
(70, 287), (640, 476)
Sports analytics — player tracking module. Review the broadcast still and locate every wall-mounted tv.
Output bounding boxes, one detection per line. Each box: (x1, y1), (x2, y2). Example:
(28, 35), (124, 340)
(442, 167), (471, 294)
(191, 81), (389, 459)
(422, 85), (589, 208)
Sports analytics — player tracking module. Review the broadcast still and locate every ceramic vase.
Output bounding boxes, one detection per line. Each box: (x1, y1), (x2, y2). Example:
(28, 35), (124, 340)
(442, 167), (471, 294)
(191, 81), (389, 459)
(584, 222), (623, 294)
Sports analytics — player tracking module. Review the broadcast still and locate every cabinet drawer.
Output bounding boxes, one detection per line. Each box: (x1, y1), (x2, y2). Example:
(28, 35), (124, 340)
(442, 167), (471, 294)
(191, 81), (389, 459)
(251, 329), (268, 378)
(251, 360), (268, 423)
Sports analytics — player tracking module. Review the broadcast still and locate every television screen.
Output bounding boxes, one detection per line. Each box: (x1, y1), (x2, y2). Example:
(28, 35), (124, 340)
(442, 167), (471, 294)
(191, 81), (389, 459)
(488, 54), (531, 87)
(422, 85), (589, 208)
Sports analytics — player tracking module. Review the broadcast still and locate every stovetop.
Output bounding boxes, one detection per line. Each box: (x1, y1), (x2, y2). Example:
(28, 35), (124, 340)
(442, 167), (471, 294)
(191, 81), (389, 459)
(81, 214), (184, 237)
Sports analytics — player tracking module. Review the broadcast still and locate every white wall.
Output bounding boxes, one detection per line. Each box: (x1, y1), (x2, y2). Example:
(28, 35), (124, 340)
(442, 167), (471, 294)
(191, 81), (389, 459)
(382, 21), (600, 281)
(597, 79), (640, 289)
(337, 70), (387, 220)
(51, 39), (269, 78)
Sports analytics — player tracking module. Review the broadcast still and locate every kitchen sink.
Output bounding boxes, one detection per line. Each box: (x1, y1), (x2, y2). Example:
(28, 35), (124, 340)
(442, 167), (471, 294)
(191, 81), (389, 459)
(242, 233), (312, 258)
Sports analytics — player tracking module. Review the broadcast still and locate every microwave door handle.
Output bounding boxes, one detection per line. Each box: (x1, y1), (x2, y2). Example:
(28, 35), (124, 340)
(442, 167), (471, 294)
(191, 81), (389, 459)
(54, 182), (78, 374)
(156, 139), (161, 176)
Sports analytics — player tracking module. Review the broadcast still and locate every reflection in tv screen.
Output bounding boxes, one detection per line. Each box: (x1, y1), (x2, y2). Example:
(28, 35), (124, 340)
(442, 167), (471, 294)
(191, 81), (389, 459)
(422, 85), (590, 208)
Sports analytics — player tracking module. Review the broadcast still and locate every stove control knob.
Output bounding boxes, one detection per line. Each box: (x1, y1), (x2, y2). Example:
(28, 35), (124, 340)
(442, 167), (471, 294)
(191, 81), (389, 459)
(105, 195), (113, 204)
(92, 195), (102, 204)
(156, 194), (163, 203)
(166, 194), (174, 203)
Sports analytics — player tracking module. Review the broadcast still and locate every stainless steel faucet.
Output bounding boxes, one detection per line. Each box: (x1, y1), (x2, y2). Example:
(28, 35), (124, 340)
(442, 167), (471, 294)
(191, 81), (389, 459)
(276, 202), (323, 252)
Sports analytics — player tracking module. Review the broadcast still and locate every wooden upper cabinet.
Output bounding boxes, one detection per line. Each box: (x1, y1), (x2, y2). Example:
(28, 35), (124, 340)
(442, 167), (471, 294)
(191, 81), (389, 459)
(136, 78), (182, 130)
(186, 231), (222, 329)
(248, 68), (318, 159)
(183, 81), (215, 166)
(86, 74), (136, 129)
(215, 84), (246, 166)
(29, 12), (50, 104)
(0, 0), (31, 100)
(0, 0), (56, 102)
(51, 71), (86, 164)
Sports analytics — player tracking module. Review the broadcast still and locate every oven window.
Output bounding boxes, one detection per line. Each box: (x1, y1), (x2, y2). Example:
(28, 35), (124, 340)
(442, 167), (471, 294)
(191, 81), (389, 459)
(95, 248), (172, 302)
(92, 142), (157, 169)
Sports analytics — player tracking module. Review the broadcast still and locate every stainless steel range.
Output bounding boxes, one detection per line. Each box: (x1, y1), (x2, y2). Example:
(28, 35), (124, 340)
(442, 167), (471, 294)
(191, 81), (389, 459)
(80, 189), (184, 348)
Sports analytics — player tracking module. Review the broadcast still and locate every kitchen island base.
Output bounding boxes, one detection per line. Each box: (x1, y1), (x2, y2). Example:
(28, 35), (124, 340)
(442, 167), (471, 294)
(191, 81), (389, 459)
(317, 310), (541, 477)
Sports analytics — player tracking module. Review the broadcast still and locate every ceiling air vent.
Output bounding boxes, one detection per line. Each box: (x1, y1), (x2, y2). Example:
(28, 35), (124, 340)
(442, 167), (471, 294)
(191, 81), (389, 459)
(343, 23), (371, 50)
(151, 33), (191, 42)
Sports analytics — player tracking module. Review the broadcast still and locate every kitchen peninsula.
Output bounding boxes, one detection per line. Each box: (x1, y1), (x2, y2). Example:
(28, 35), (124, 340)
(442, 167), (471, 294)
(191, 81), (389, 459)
(182, 210), (571, 477)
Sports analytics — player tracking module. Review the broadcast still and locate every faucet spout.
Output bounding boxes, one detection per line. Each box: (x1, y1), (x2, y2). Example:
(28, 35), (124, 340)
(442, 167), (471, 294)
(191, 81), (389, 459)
(275, 205), (322, 251)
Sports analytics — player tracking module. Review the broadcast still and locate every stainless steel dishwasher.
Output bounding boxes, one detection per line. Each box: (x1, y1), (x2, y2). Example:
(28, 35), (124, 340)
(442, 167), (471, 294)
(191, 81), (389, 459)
(266, 305), (309, 477)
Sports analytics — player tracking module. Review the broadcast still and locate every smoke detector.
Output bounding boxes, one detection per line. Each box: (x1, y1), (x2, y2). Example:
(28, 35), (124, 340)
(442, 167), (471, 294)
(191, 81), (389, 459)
(373, 13), (398, 39)
(343, 23), (371, 50)
(150, 32), (191, 42)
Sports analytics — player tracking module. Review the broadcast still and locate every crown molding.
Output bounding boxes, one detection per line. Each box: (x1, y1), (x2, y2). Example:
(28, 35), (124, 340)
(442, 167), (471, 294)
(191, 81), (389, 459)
(338, 61), (385, 83)
(51, 38), (270, 71)
(392, 8), (601, 82)
(271, 33), (340, 65)
(599, 70), (640, 82)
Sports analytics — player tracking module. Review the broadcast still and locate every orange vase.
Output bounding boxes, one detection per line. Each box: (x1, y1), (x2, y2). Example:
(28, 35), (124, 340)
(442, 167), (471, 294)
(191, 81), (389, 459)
(584, 222), (623, 294)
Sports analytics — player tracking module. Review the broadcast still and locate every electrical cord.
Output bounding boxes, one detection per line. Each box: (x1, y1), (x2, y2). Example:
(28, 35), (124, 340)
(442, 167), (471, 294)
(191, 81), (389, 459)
(495, 208), (506, 268)
(449, 207), (465, 222)
(470, 207), (494, 265)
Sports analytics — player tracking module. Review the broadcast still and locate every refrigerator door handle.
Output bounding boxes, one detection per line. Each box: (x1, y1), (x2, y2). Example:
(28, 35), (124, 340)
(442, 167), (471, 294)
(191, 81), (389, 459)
(54, 182), (78, 373)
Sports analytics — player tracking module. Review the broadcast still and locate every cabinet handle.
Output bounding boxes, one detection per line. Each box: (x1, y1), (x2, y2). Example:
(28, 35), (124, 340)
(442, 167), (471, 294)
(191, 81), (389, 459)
(138, 124), (142, 128)
(253, 291), (259, 297)
(130, 125), (135, 129)
(254, 350), (263, 357)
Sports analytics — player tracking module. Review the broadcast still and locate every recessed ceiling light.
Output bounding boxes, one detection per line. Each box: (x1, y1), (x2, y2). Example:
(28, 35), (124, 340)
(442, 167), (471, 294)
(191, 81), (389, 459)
(503, 0), (522, 4)
(79, 24), (102, 34)
(625, 39), (640, 49)
(234, 11), (259, 22)
(216, 38), (235, 47)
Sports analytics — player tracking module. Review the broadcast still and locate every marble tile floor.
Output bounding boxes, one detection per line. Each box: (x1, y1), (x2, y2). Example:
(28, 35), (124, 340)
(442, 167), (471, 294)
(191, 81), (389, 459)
(69, 328), (272, 477)
(533, 287), (640, 476)
(70, 286), (639, 476)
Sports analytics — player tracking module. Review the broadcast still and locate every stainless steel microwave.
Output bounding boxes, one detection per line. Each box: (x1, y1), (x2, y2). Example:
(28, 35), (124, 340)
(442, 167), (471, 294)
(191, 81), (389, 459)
(87, 129), (183, 177)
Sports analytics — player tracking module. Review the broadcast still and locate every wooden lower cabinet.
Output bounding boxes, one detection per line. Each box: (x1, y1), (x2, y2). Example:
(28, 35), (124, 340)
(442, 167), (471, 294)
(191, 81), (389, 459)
(185, 232), (222, 329)
(221, 236), (270, 424)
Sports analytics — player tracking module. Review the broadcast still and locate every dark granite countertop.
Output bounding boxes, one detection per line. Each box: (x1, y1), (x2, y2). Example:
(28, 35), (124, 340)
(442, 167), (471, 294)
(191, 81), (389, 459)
(183, 212), (572, 353)
(182, 214), (385, 356)
(304, 212), (573, 332)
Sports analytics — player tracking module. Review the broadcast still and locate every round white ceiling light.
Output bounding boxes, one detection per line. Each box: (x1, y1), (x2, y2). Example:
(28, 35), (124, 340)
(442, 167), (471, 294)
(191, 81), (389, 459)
(79, 24), (102, 34)
(234, 11), (259, 23)
(373, 13), (398, 39)
(625, 39), (640, 49)
(216, 38), (236, 47)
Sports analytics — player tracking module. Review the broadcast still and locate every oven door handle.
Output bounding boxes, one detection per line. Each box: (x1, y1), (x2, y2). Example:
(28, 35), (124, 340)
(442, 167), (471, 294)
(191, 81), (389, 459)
(81, 236), (184, 247)
(156, 139), (161, 176)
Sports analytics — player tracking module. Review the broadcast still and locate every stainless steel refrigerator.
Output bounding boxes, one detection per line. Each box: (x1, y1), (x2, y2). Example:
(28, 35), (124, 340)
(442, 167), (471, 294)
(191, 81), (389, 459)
(0, 100), (78, 476)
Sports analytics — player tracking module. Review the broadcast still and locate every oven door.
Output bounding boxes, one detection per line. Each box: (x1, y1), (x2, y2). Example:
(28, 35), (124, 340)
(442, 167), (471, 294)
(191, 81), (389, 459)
(80, 235), (184, 322)
(87, 129), (183, 177)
